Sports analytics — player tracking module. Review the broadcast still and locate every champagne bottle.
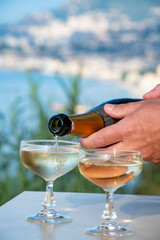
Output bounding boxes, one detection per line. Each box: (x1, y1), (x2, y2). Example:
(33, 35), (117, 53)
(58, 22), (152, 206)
(48, 98), (142, 137)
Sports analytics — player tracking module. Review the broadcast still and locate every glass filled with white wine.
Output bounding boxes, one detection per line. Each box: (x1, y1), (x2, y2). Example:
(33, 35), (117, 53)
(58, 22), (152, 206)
(78, 148), (143, 237)
(20, 139), (80, 223)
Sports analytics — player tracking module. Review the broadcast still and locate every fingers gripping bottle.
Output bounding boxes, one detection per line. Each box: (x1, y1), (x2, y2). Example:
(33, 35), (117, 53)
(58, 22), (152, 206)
(48, 98), (141, 137)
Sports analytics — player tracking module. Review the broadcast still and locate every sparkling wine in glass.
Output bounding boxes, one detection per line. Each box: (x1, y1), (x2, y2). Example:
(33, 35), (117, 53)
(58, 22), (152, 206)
(78, 148), (143, 237)
(20, 139), (80, 223)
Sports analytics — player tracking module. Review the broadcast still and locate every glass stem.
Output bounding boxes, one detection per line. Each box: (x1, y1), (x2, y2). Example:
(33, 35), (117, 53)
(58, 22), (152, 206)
(42, 181), (56, 211)
(101, 191), (118, 229)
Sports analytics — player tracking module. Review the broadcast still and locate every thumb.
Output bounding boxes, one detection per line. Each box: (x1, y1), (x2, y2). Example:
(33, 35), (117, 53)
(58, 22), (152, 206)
(143, 84), (160, 99)
(104, 101), (143, 118)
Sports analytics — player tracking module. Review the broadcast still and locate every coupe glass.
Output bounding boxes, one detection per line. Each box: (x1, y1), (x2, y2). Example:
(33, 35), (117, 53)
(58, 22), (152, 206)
(78, 148), (143, 237)
(20, 139), (80, 223)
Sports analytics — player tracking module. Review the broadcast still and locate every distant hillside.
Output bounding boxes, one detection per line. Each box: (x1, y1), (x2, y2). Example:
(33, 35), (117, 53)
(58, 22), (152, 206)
(0, 3), (160, 63)
(53, 0), (160, 21)
(0, 0), (160, 96)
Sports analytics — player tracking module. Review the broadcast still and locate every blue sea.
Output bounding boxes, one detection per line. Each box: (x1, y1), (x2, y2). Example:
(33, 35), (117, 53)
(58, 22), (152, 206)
(0, 70), (133, 117)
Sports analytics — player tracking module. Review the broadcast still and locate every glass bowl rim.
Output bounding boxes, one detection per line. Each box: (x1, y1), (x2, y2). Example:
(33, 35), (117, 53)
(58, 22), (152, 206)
(80, 148), (142, 158)
(20, 139), (80, 148)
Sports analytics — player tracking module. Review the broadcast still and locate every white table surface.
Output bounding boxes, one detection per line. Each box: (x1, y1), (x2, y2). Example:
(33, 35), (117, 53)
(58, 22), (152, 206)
(0, 191), (160, 240)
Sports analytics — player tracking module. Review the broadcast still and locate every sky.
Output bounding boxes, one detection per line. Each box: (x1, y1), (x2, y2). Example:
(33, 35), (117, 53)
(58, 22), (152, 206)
(0, 0), (66, 24)
(1, 0), (160, 24)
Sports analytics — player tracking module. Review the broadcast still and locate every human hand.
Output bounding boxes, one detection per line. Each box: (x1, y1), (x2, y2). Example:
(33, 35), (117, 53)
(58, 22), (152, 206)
(80, 99), (160, 167)
(143, 84), (160, 99)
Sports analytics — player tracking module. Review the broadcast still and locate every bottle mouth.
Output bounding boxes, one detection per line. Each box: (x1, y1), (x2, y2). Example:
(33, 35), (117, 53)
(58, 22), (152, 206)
(48, 114), (72, 136)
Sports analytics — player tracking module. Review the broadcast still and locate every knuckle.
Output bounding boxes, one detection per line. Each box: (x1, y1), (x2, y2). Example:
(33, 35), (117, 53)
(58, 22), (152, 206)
(95, 133), (106, 147)
(122, 120), (142, 141)
(122, 123), (135, 138)
(115, 104), (125, 113)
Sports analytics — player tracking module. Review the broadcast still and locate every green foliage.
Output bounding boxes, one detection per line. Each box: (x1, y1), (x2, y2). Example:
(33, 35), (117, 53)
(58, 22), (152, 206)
(133, 162), (160, 195)
(55, 66), (82, 114)
(0, 70), (160, 206)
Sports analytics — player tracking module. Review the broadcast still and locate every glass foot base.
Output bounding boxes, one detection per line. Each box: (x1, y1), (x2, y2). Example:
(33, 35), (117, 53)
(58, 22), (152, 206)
(86, 225), (135, 237)
(25, 209), (72, 224)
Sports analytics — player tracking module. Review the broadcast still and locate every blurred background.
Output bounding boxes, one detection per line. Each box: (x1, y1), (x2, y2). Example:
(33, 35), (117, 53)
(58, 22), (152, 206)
(0, 0), (160, 205)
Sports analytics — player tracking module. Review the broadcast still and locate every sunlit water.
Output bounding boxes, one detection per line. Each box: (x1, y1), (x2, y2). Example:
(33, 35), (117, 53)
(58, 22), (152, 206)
(0, 70), (133, 116)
